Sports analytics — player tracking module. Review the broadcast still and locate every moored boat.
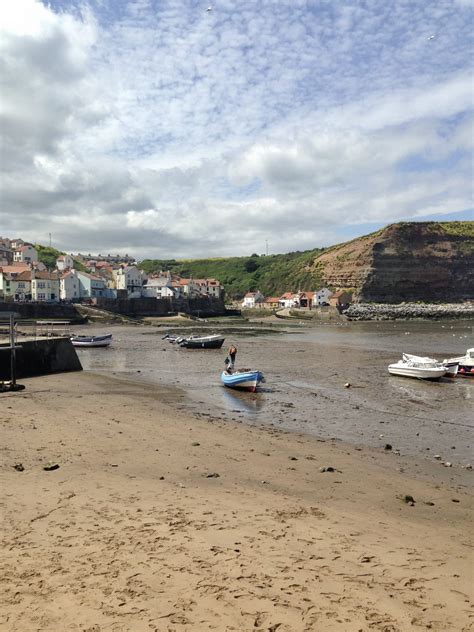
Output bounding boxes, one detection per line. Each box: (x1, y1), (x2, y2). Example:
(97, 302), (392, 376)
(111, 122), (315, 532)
(162, 333), (224, 348)
(388, 353), (446, 380)
(443, 348), (474, 377)
(179, 334), (225, 349)
(70, 333), (113, 348)
(221, 369), (265, 392)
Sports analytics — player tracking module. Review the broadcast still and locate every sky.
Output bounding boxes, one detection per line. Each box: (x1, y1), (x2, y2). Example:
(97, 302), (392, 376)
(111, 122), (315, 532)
(1, 0), (473, 259)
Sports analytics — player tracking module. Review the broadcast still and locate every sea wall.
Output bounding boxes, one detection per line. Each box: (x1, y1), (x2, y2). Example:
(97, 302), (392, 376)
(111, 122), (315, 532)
(0, 337), (83, 380)
(345, 302), (474, 321)
(95, 296), (227, 317)
(0, 302), (85, 323)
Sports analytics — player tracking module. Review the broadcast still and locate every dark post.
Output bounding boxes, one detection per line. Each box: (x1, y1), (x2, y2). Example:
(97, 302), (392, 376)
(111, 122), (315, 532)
(9, 313), (16, 387)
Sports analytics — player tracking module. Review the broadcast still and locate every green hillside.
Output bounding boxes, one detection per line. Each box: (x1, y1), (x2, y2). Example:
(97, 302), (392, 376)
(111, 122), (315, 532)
(35, 244), (87, 271)
(140, 249), (325, 299)
(140, 221), (473, 300)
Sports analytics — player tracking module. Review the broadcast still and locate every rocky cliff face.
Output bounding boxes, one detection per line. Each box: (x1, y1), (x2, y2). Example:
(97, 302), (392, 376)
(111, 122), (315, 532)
(310, 222), (473, 302)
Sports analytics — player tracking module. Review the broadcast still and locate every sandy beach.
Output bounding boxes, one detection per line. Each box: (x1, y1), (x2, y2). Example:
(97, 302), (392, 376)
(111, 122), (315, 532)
(1, 369), (473, 631)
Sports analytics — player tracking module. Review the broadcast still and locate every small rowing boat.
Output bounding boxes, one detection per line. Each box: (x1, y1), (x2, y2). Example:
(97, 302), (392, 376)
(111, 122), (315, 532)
(221, 369), (265, 392)
(163, 333), (225, 349)
(70, 334), (113, 348)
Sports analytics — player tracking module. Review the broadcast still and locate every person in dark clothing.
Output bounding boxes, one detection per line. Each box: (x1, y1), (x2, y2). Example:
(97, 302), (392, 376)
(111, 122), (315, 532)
(228, 344), (237, 370)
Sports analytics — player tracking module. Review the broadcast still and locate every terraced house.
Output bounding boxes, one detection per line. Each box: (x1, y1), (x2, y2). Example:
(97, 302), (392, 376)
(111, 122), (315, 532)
(31, 271), (60, 302)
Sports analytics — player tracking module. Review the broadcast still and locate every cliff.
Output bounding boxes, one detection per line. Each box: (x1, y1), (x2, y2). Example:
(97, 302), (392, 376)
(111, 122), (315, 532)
(310, 221), (473, 302)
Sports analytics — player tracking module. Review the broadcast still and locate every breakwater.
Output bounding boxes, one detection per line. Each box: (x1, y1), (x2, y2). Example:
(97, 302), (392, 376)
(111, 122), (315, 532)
(0, 337), (82, 380)
(345, 302), (474, 321)
(0, 302), (86, 322)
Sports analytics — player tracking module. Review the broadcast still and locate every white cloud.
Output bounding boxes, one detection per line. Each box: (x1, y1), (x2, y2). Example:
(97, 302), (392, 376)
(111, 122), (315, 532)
(1, 0), (472, 258)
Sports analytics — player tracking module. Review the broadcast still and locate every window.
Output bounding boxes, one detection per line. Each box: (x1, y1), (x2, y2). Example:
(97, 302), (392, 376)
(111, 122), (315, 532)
(37, 293), (46, 300)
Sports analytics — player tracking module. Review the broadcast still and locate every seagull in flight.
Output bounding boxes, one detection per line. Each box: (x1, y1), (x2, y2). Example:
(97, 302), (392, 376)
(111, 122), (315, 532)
(427, 34), (435, 40)
(206, 5), (213, 11)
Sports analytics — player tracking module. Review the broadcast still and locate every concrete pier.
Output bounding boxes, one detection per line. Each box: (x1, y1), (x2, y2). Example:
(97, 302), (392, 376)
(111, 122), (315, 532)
(0, 337), (83, 380)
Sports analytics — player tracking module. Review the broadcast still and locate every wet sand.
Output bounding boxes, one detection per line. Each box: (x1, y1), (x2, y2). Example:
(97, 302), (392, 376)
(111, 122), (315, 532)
(1, 370), (473, 631)
(77, 320), (474, 483)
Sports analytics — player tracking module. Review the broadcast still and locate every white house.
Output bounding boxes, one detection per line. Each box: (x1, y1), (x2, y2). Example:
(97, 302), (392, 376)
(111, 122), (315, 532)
(0, 270), (32, 301)
(242, 291), (265, 308)
(142, 273), (176, 299)
(31, 271), (60, 302)
(278, 292), (299, 308)
(56, 254), (74, 271)
(113, 265), (145, 296)
(314, 287), (333, 306)
(60, 270), (81, 301)
(13, 244), (38, 264)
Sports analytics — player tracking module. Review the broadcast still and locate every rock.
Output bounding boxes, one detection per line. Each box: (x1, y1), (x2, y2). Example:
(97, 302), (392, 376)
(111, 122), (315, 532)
(320, 466), (335, 473)
(206, 472), (220, 478)
(13, 463), (24, 472)
(403, 494), (415, 505)
(384, 444), (393, 451)
(443, 461), (453, 467)
(191, 442), (200, 447)
(344, 383), (351, 388)
(289, 456), (298, 461)
(434, 455), (442, 460)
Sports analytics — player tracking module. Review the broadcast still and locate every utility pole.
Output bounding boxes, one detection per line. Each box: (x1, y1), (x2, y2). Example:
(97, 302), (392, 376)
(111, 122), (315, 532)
(49, 233), (52, 248)
(265, 240), (268, 256)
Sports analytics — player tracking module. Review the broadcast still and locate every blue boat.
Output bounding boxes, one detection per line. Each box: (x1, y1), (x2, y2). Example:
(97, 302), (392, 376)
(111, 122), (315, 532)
(220, 369), (265, 392)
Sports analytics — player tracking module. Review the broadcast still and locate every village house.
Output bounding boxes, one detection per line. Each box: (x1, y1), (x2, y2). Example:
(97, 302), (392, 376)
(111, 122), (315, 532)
(205, 279), (223, 299)
(56, 254), (75, 271)
(329, 290), (352, 309)
(112, 265), (146, 297)
(10, 238), (25, 250)
(0, 270), (32, 301)
(75, 270), (108, 299)
(242, 291), (265, 308)
(142, 272), (176, 299)
(314, 287), (333, 306)
(0, 238), (14, 265)
(278, 292), (299, 308)
(60, 270), (81, 301)
(297, 291), (315, 308)
(13, 244), (38, 264)
(31, 271), (60, 302)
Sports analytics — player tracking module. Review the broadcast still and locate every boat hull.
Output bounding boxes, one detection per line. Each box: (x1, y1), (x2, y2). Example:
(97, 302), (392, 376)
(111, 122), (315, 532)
(179, 336), (225, 349)
(388, 364), (446, 380)
(221, 370), (264, 392)
(71, 334), (113, 348)
(444, 349), (474, 377)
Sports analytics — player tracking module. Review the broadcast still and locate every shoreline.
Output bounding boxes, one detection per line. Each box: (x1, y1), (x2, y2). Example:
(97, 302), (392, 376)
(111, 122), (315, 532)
(1, 371), (472, 631)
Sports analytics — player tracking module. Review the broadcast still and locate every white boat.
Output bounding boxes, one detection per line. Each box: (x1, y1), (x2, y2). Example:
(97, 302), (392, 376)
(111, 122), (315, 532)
(405, 353), (459, 377)
(388, 353), (447, 380)
(444, 348), (474, 377)
(70, 334), (113, 348)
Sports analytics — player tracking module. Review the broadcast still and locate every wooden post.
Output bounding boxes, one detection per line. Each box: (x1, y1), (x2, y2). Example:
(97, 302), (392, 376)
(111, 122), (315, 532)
(9, 313), (16, 387)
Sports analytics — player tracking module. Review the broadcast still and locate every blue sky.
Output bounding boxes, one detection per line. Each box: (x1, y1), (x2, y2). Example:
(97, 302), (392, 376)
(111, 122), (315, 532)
(1, 0), (473, 258)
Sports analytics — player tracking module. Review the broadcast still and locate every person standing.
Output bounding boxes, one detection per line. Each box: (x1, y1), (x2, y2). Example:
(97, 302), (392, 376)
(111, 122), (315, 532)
(228, 344), (237, 369)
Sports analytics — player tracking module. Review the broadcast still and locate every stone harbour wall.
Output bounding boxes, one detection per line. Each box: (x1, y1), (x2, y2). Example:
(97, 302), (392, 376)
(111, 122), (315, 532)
(345, 302), (474, 321)
(0, 337), (83, 380)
